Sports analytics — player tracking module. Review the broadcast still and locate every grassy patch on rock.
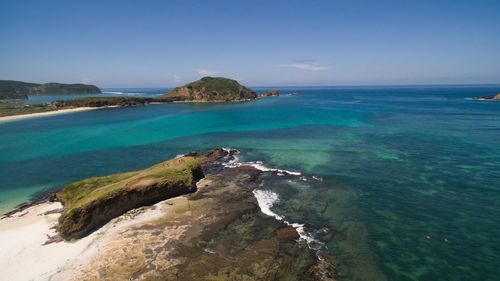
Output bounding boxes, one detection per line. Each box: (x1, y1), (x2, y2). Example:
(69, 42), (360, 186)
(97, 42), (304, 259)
(57, 156), (203, 239)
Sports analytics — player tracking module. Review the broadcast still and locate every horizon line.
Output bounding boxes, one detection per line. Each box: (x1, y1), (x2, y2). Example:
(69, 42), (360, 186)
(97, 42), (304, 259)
(101, 82), (500, 89)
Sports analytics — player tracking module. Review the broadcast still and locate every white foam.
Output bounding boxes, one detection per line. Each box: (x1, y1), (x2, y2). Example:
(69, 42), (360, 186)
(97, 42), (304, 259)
(466, 97), (498, 102)
(221, 147), (240, 165)
(221, 148), (322, 249)
(224, 159), (302, 176)
(312, 176), (323, 182)
(203, 248), (216, 254)
(221, 148), (301, 176)
(103, 91), (146, 96)
(252, 189), (323, 249)
(253, 190), (284, 221)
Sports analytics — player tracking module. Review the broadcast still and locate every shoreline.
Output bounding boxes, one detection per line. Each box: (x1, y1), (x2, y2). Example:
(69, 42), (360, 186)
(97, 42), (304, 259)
(171, 98), (256, 103)
(0, 94), (278, 123)
(0, 197), (187, 281)
(0, 107), (98, 123)
(0, 155), (334, 280)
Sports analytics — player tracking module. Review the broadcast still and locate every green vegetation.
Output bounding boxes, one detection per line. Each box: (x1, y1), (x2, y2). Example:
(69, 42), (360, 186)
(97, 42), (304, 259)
(0, 80), (39, 99)
(0, 77), (260, 118)
(0, 100), (54, 117)
(187, 76), (243, 93)
(57, 156), (203, 239)
(160, 76), (257, 101)
(58, 157), (200, 209)
(57, 172), (138, 210)
(0, 80), (101, 99)
(52, 96), (154, 108)
(0, 96), (154, 118)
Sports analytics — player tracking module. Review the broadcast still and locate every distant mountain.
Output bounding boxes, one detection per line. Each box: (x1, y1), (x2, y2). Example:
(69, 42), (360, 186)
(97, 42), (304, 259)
(0, 80), (101, 99)
(158, 77), (257, 102)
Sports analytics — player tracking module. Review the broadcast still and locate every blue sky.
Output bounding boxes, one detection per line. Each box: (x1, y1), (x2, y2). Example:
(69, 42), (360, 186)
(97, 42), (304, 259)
(1, 0), (499, 87)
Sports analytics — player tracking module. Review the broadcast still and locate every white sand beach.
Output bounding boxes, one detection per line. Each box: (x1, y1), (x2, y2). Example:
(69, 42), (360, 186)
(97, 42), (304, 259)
(0, 107), (97, 123)
(0, 197), (186, 281)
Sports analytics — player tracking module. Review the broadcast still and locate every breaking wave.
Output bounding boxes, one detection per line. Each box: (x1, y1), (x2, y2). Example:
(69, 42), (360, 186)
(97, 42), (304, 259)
(221, 148), (324, 251)
(102, 91), (148, 96)
(253, 189), (324, 250)
(221, 148), (302, 176)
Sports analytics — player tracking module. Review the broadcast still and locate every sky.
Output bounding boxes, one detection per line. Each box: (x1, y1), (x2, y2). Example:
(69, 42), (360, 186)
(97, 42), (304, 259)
(1, 0), (499, 87)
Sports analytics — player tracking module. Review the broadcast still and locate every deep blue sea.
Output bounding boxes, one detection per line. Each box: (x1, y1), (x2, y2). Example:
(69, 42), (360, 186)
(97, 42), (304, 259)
(1, 86), (499, 280)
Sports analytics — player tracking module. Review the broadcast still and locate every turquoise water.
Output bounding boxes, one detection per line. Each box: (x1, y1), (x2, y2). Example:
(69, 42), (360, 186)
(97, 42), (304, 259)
(24, 87), (165, 104)
(1, 86), (499, 280)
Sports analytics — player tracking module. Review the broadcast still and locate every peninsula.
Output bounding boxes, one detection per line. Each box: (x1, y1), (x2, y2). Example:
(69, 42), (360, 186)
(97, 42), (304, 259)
(0, 80), (101, 99)
(0, 149), (335, 280)
(0, 77), (284, 121)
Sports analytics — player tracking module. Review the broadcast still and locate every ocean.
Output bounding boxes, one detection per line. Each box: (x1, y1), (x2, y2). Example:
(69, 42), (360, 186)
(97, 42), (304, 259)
(1, 85), (499, 280)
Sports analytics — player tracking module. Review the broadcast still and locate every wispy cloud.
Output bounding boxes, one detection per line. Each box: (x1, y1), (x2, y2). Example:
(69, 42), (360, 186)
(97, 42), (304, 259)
(173, 74), (181, 83)
(277, 61), (330, 71)
(197, 69), (219, 77)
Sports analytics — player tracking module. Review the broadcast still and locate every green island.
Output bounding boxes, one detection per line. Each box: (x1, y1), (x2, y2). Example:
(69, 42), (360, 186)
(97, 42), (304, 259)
(0, 77), (281, 119)
(158, 76), (257, 102)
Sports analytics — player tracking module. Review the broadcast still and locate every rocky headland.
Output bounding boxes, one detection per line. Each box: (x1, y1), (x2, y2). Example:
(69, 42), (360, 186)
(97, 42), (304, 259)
(0, 148), (336, 280)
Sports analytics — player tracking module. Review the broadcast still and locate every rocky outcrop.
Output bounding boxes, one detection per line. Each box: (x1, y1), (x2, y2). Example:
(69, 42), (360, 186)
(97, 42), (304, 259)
(57, 153), (337, 280)
(158, 77), (257, 102)
(0, 80), (101, 99)
(475, 93), (500, 100)
(259, 89), (280, 97)
(56, 149), (229, 240)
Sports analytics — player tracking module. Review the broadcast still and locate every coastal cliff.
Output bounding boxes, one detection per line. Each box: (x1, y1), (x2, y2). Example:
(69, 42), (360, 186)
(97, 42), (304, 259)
(56, 152), (222, 240)
(0, 80), (101, 99)
(158, 76), (257, 102)
(0, 148), (336, 280)
(54, 149), (335, 280)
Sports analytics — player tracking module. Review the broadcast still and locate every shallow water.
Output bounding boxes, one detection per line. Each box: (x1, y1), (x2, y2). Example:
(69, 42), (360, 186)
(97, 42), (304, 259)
(1, 86), (499, 280)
